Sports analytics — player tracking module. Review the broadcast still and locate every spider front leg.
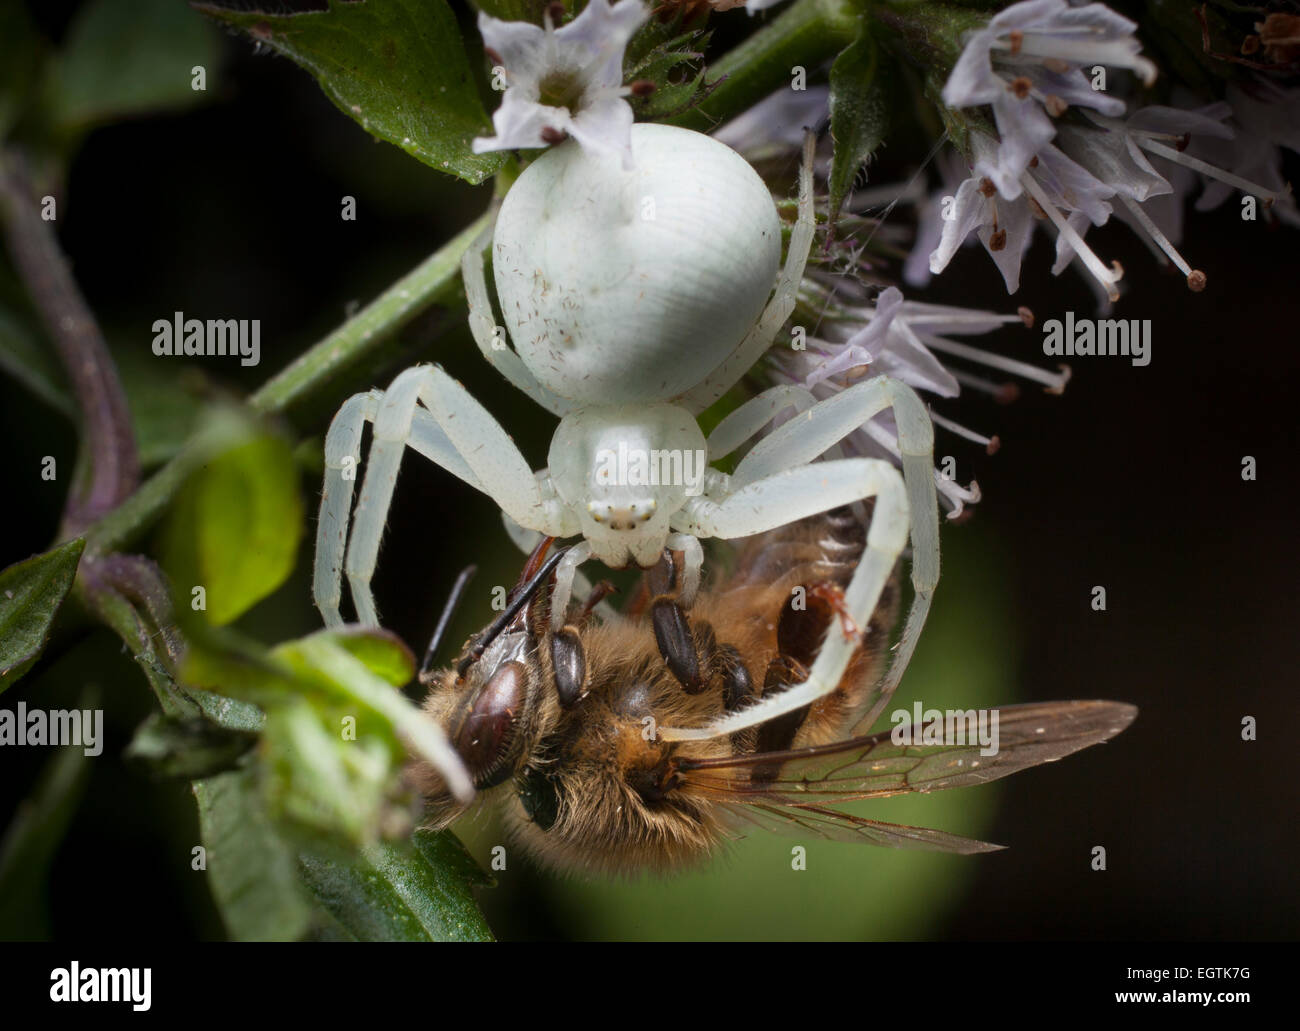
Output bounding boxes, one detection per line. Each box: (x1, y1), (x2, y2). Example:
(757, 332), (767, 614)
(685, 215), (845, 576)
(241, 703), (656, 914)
(315, 364), (572, 628)
(315, 388), (485, 626)
(658, 457), (910, 742)
(730, 375), (939, 729)
(549, 540), (592, 633)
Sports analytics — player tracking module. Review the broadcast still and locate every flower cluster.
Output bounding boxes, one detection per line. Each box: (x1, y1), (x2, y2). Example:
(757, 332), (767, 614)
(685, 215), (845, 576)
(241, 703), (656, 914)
(774, 278), (1069, 517)
(934, 0), (1297, 299)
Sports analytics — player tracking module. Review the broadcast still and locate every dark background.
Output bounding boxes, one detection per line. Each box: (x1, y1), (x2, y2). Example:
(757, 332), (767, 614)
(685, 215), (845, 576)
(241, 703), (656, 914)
(0, 0), (1295, 941)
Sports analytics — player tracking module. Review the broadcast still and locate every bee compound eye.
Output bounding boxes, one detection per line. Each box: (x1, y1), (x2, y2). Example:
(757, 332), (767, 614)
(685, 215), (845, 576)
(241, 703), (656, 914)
(457, 660), (528, 788)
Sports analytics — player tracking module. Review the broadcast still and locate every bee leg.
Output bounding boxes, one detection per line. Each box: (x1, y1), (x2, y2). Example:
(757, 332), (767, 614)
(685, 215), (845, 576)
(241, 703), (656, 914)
(550, 626), (588, 708)
(649, 548), (710, 694)
(752, 655), (812, 782)
(579, 580), (618, 621)
(717, 644), (753, 712)
(717, 643), (759, 754)
(651, 596), (708, 693)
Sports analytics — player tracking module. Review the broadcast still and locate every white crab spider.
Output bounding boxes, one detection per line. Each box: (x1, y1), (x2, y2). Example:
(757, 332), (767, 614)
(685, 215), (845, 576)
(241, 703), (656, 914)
(312, 123), (940, 743)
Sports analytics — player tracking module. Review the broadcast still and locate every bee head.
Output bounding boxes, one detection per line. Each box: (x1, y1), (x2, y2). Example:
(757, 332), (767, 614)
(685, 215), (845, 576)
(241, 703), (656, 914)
(411, 541), (564, 818)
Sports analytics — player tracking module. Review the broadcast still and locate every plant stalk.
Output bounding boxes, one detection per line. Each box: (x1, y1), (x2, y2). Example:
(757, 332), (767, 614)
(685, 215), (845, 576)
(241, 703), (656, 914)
(667, 0), (862, 132)
(0, 149), (140, 538)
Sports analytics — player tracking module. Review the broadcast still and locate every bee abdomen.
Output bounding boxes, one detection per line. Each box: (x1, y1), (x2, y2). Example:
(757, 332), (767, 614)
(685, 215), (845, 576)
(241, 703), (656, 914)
(729, 506), (867, 590)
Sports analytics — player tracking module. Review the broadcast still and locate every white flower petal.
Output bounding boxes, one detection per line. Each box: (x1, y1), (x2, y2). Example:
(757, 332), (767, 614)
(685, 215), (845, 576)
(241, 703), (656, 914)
(978, 193), (1034, 293)
(557, 0), (651, 90)
(929, 177), (988, 275)
(473, 93), (571, 153)
(714, 85), (829, 157)
(569, 95), (636, 168)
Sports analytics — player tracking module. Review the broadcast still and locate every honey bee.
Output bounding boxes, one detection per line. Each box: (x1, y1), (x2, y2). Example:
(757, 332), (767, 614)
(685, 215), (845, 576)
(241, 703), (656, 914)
(410, 508), (1136, 875)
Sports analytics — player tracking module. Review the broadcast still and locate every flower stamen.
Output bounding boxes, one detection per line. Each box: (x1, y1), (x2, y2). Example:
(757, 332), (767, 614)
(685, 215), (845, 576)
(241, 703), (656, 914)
(1020, 171), (1122, 301)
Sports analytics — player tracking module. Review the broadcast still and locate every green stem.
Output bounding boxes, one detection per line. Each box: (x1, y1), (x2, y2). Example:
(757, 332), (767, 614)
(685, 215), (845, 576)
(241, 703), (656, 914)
(86, 212), (489, 557)
(668, 0), (862, 133)
(248, 213), (488, 415)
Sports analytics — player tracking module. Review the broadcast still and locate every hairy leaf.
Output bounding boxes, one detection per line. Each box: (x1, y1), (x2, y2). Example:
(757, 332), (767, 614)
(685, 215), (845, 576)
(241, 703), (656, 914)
(0, 538), (85, 691)
(197, 0), (503, 184)
(193, 766), (314, 941)
(299, 831), (493, 941)
(828, 30), (892, 224)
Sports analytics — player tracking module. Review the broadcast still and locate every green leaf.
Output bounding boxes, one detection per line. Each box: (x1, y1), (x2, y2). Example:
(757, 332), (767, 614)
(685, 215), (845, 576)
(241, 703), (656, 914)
(299, 831), (493, 941)
(0, 538), (85, 691)
(828, 29), (892, 224)
(193, 765), (314, 941)
(285, 626), (416, 689)
(196, 0), (503, 185)
(624, 20), (711, 122)
(45, 0), (220, 134)
(189, 687), (265, 733)
(162, 430), (303, 626)
(125, 711), (259, 780)
(413, 827), (494, 889)
(182, 627), (429, 847)
(0, 731), (93, 938)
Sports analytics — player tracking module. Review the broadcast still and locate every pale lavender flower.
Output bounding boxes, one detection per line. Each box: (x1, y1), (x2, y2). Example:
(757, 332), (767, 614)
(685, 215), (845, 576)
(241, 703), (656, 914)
(929, 133), (1121, 297)
(942, 0), (1155, 198)
(1052, 105), (1236, 288)
(473, 0), (649, 168)
(1173, 83), (1299, 228)
(902, 150), (970, 289)
(775, 285), (1068, 516)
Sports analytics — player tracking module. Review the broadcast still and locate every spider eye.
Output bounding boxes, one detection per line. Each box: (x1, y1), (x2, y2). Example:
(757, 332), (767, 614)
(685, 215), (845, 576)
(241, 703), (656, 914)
(456, 661), (528, 788)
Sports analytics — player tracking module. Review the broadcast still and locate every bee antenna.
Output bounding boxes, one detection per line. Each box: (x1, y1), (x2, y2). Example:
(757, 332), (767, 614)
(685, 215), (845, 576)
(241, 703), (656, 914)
(420, 564), (478, 679)
(456, 546), (569, 678)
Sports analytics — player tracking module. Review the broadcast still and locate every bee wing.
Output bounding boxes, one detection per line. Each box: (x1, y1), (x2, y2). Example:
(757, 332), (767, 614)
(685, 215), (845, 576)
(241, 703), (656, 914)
(723, 801), (1006, 854)
(675, 700), (1137, 805)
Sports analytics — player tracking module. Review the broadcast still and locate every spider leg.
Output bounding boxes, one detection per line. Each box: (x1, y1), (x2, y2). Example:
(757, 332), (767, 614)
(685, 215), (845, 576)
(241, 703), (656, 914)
(660, 456), (909, 741)
(705, 384), (820, 463)
(549, 540), (592, 633)
(724, 375), (939, 729)
(320, 364), (571, 628)
(500, 507), (609, 624)
(314, 388), (486, 626)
